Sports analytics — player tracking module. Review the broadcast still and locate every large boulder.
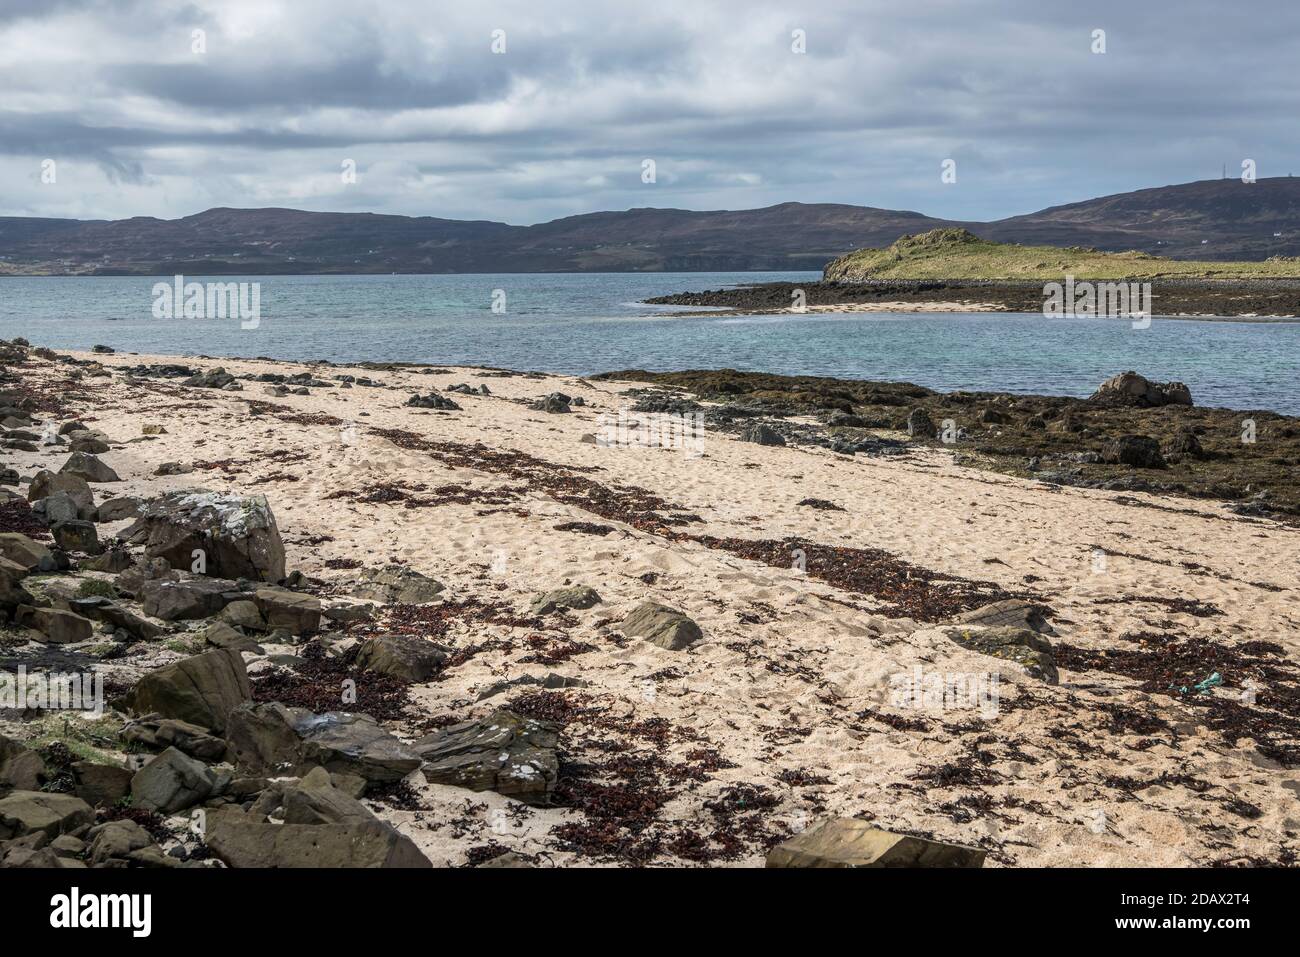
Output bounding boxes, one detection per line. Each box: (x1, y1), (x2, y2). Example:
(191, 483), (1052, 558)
(139, 576), (246, 621)
(72, 762), (135, 807)
(204, 806), (430, 868)
(27, 470), (95, 516)
(414, 709), (560, 804)
(355, 634), (449, 683)
(225, 703), (421, 784)
(119, 648), (252, 734)
(0, 533), (52, 572)
(51, 520), (101, 554)
(130, 747), (229, 814)
(15, 605), (94, 644)
(121, 489), (286, 582)
(1091, 371), (1192, 408)
(59, 451), (121, 483)
(0, 791), (94, 840)
(620, 601), (703, 650)
(766, 819), (986, 868)
(253, 586), (320, 635)
(1100, 434), (1166, 469)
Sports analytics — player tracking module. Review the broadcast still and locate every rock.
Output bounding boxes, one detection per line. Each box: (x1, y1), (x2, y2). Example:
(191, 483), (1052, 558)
(130, 746), (228, 814)
(253, 586), (321, 635)
(139, 576), (244, 620)
(535, 392), (571, 413)
(953, 599), (1055, 635)
(476, 851), (534, 867)
(219, 599), (266, 630)
(738, 423), (786, 447)
(414, 709), (560, 803)
(1, 736), (46, 790)
(0, 532), (53, 571)
(114, 557), (177, 597)
(91, 344), (114, 354)
(529, 585), (602, 616)
(87, 819), (155, 866)
(0, 555), (34, 614)
(120, 647), (252, 733)
(51, 520), (101, 554)
(72, 762), (135, 807)
(121, 489), (286, 582)
(906, 408), (934, 438)
(120, 716), (228, 762)
(67, 596), (165, 641)
(225, 703), (421, 784)
(154, 462), (193, 476)
(351, 565), (445, 604)
(68, 432), (111, 454)
(1092, 372), (1194, 408)
(356, 634), (449, 682)
(1100, 434), (1166, 469)
(941, 625), (1059, 683)
(280, 767), (376, 825)
(766, 819), (986, 868)
(59, 451), (121, 483)
(474, 672), (589, 702)
(182, 367), (238, 390)
(28, 470), (95, 516)
(205, 806), (430, 868)
(1167, 427), (1205, 458)
(96, 496), (142, 522)
(201, 620), (264, 654)
(15, 605), (94, 644)
(39, 491), (81, 525)
(0, 791), (94, 840)
(620, 601), (703, 650)
(405, 392), (461, 410)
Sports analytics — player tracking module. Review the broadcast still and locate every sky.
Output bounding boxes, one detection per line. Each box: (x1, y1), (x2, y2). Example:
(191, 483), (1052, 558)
(2, 0), (1297, 224)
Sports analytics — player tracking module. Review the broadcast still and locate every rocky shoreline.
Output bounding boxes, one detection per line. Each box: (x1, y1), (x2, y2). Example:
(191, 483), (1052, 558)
(646, 279), (1300, 319)
(2, 338), (1298, 868)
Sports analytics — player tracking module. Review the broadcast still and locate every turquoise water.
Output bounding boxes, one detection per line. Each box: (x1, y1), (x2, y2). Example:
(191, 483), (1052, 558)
(1, 273), (1297, 414)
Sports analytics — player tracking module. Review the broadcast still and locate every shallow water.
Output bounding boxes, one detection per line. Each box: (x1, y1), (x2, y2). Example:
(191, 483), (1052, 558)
(2, 272), (1296, 414)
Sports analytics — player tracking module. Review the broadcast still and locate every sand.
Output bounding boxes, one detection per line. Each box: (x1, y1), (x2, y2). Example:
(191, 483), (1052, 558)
(6, 348), (1300, 867)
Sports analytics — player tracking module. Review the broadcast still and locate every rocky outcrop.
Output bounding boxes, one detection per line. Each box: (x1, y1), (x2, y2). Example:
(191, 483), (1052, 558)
(1090, 371), (1193, 408)
(766, 819), (986, 867)
(121, 489), (286, 582)
(414, 709), (560, 804)
(204, 806), (430, 868)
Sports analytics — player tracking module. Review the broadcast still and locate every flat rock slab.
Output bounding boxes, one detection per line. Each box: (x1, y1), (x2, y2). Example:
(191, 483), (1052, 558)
(351, 565), (445, 605)
(139, 576), (247, 621)
(130, 746), (229, 814)
(941, 625), (1059, 684)
(766, 819), (986, 868)
(205, 807), (430, 868)
(414, 708), (560, 803)
(953, 599), (1055, 634)
(0, 791), (95, 840)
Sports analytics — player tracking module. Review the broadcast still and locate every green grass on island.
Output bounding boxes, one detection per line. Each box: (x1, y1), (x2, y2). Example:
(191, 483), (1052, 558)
(823, 228), (1300, 282)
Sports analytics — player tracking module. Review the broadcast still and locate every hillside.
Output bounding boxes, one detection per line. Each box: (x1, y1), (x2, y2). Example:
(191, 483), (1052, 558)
(823, 228), (1300, 282)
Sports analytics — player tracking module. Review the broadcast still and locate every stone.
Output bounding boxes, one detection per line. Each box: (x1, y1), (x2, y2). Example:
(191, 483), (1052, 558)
(72, 761), (135, 807)
(52, 520), (101, 554)
(120, 716), (228, 762)
(0, 791), (94, 840)
(59, 451), (121, 483)
(739, 423), (786, 446)
(356, 634), (449, 682)
(351, 565), (445, 604)
(530, 585), (602, 615)
(28, 470), (95, 516)
(154, 462), (194, 476)
(96, 496), (143, 522)
(1, 736), (46, 790)
(1167, 427), (1205, 458)
(0, 555), (34, 614)
(120, 647), (252, 733)
(405, 393), (461, 410)
(87, 819), (156, 866)
(15, 605), (94, 644)
(535, 392), (571, 413)
(140, 576), (244, 620)
(280, 767), (376, 825)
(225, 703), (421, 784)
(1100, 434), (1166, 469)
(219, 599), (266, 630)
(204, 806), (430, 868)
(68, 432), (111, 454)
(942, 625), (1059, 683)
(182, 367), (238, 389)
(254, 586), (321, 635)
(953, 599), (1055, 635)
(476, 851), (534, 868)
(766, 819), (986, 868)
(620, 601), (703, 650)
(40, 491), (81, 525)
(72, 597), (166, 641)
(0, 532), (52, 571)
(474, 672), (589, 702)
(1091, 371), (1193, 408)
(201, 620), (264, 654)
(906, 408), (934, 438)
(130, 747), (228, 814)
(414, 709), (560, 804)
(120, 489), (286, 582)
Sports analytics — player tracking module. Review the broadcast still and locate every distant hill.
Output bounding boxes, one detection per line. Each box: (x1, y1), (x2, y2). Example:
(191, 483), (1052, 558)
(822, 227), (1300, 281)
(3, 177), (1299, 275)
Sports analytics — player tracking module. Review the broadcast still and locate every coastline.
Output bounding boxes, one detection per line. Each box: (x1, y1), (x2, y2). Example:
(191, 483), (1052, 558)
(2, 342), (1298, 867)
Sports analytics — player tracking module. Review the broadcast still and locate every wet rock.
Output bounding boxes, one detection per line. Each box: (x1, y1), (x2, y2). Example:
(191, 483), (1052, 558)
(414, 709), (560, 803)
(204, 806), (430, 868)
(356, 634), (449, 682)
(738, 423), (786, 447)
(941, 625), (1059, 683)
(766, 819), (986, 868)
(253, 586), (320, 635)
(529, 585), (602, 615)
(15, 605), (94, 644)
(59, 451), (121, 483)
(72, 762), (135, 807)
(0, 791), (95, 840)
(121, 489), (286, 582)
(120, 647), (252, 734)
(131, 746), (229, 814)
(1100, 434), (1166, 469)
(351, 565), (445, 604)
(225, 703), (421, 784)
(620, 601), (703, 650)
(906, 408), (934, 438)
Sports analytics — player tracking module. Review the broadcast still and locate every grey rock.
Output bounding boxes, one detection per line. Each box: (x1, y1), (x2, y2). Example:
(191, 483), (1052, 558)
(52, 520), (101, 554)
(356, 634), (449, 682)
(530, 585), (602, 616)
(120, 489), (286, 582)
(0, 791), (95, 840)
(906, 408), (934, 438)
(119, 647), (252, 733)
(204, 806), (430, 868)
(766, 819), (986, 868)
(15, 605), (94, 644)
(620, 601), (703, 650)
(351, 565), (444, 605)
(0, 533), (52, 571)
(130, 746), (228, 814)
(72, 761), (135, 807)
(941, 625), (1059, 684)
(414, 709), (560, 803)
(120, 716), (228, 762)
(140, 576), (244, 621)
(253, 586), (320, 635)
(59, 451), (121, 483)
(738, 423), (786, 447)
(27, 470), (95, 517)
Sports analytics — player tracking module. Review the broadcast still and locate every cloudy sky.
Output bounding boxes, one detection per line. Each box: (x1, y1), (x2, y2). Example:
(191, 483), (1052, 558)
(2, 0), (1295, 224)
